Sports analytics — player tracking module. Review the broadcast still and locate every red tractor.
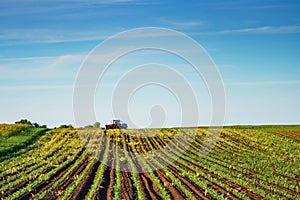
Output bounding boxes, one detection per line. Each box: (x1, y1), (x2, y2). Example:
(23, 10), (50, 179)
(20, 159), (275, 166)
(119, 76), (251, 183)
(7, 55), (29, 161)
(105, 120), (128, 130)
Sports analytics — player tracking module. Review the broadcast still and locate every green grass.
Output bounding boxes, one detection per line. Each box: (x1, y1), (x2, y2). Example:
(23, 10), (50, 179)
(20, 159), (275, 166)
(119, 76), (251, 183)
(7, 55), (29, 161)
(0, 124), (31, 138)
(0, 127), (48, 160)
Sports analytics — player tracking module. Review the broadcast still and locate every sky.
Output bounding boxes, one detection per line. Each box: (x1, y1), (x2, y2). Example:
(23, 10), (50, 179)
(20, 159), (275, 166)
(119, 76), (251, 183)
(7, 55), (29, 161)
(0, 0), (300, 128)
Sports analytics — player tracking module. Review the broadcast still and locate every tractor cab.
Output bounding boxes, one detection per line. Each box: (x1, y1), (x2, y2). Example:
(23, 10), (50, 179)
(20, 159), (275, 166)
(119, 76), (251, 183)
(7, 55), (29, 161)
(105, 119), (128, 130)
(113, 120), (121, 125)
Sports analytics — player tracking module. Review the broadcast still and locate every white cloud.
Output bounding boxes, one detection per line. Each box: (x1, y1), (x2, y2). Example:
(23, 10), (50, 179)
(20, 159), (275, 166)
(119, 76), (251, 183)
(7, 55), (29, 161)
(219, 26), (300, 34)
(0, 29), (110, 46)
(159, 18), (205, 29)
(0, 84), (73, 91)
(0, 27), (181, 46)
(4, 25), (298, 47)
(0, 0), (149, 16)
(226, 80), (300, 86)
(0, 54), (85, 68)
(0, 54), (85, 81)
(190, 25), (300, 36)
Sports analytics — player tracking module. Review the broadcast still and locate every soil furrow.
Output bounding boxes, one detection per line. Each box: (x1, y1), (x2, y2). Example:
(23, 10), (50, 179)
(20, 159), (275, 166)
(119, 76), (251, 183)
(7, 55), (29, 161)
(177, 135), (298, 198)
(140, 173), (163, 200)
(1, 147), (84, 198)
(148, 137), (213, 200)
(0, 140), (72, 185)
(157, 135), (263, 199)
(120, 172), (135, 200)
(96, 137), (114, 200)
(138, 137), (187, 199)
(16, 148), (86, 200)
(127, 134), (165, 200)
(74, 133), (105, 199)
(68, 159), (98, 199)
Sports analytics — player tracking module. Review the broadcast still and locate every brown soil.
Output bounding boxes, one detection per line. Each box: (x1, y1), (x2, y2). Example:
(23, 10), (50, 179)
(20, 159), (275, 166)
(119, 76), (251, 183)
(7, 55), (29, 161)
(69, 159), (98, 199)
(171, 135), (295, 199)
(0, 147), (84, 199)
(120, 171), (136, 200)
(183, 135), (300, 197)
(2, 130), (299, 200)
(95, 138), (114, 200)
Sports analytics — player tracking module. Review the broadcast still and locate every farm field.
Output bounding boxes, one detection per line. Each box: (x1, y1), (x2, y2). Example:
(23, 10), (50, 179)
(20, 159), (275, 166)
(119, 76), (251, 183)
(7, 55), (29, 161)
(0, 124), (47, 161)
(0, 124), (299, 199)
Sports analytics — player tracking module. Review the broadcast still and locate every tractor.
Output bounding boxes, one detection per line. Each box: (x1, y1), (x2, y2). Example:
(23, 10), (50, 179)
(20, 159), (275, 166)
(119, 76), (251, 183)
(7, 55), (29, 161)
(105, 120), (127, 130)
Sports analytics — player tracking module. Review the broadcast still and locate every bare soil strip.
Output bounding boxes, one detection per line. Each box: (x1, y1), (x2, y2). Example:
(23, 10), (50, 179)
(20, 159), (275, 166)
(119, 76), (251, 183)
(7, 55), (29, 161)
(170, 135), (292, 199)
(124, 133), (163, 200)
(149, 137), (215, 200)
(68, 159), (99, 199)
(95, 139), (114, 200)
(140, 173), (163, 200)
(120, 171), (135, 200)
(184, 135), (300, 197)
(2, 129), (299, 200)
(156, 135), (269, 199)
(138, 137), (188, 199)
(0, 147), (84, 198)
(19, 149), (87, 199)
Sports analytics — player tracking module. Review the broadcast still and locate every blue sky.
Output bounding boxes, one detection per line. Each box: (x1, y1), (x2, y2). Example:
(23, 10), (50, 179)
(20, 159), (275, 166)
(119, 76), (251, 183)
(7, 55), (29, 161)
(0, 0), (299, 127)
